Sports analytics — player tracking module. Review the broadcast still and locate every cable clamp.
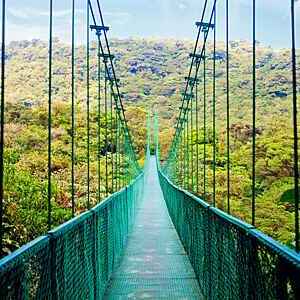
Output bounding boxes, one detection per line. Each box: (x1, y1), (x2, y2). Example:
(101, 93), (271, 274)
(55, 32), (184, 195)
(195, 21), (215, 32)
(189, 53), (206, 62)
(90, 25), (109, 36)
(185, 76), (201, 86)
(182, 93), (195, 100)
(99, 53), (115, 61)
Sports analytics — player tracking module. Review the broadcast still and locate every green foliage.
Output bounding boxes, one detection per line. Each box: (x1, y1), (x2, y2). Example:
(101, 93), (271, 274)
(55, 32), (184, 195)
(2, 37), (298, 253)
(2, 97), (145, 255)
(173, 120), (297, 248)
(3, 150), (68, 254)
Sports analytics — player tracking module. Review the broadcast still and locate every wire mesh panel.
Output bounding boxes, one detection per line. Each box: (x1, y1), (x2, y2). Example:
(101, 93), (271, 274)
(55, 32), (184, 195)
(48, 211), (95, 300)
(158, 162), (300, 300)
(208, 208), (254, 300)
(184, 193), (210, 297)
(248, 230), (300, 300)
(0, 236), (51, 300)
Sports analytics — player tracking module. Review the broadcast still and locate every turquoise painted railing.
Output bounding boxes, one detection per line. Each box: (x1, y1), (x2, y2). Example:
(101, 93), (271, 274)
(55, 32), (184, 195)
(158, 156), (300, 299)
(0, 171), (144, 299)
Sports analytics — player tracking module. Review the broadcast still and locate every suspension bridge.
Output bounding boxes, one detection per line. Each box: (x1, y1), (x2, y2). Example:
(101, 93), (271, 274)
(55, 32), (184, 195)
(0, 0), (300, 299)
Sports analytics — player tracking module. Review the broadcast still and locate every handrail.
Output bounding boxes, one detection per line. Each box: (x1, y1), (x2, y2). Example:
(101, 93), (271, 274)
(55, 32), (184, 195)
(157, 155), (300, 299)
(158, 156), (300, 264)
(0, 167), (145, 299)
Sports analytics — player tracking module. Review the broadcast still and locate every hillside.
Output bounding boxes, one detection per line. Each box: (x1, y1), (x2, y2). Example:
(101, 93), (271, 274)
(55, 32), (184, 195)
(2, 38), (300, 253)
(6, 38), (299, 114)
(5, 38), (299, 152)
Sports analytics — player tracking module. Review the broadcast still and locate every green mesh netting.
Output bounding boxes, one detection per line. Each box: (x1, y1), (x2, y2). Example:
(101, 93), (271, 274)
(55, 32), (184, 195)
(158, 158), (300, 299)
(0, 171), (144, 299)
(0, 236), (51, 299)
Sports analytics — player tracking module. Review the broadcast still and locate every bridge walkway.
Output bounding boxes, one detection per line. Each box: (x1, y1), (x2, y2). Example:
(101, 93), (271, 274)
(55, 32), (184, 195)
(104, 156), (202, 299)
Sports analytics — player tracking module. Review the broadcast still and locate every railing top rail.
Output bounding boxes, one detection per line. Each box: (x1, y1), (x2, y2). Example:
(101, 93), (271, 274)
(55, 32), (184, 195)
(0, 235), (49, 271)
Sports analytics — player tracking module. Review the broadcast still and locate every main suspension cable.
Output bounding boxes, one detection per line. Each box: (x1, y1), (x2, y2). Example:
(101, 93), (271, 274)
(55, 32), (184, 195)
(95, 0), (140, 169)
(170, 0), (217, 162)
(168, 0), (209, 158)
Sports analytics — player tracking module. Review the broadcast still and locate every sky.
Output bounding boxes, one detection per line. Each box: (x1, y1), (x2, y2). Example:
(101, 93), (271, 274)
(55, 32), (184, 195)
(3, 0), (300, 48)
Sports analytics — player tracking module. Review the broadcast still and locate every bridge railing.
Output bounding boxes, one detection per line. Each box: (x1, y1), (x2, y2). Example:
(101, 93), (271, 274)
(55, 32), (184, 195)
(158, 159), (300, 299)
(0, 170), (144, 299)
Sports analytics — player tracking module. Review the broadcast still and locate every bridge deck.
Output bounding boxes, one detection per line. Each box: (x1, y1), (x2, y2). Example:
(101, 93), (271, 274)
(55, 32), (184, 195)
(105, 156), (202, 299)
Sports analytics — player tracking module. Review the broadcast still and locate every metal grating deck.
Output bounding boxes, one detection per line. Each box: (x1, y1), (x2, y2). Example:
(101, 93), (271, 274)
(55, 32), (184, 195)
(104, 156), (202, 299)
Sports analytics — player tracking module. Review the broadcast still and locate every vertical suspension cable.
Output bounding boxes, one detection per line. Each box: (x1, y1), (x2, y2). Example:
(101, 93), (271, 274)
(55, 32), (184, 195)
(71, 0), (75, 216)
(183, 113), (185, 187)
(122, 128), (125, 187)
(119, 119), (124, 188)
(203, 49), (207, 201)
(0, 0), (6, 253)
(191, 86), (194, 192)
(196, 77), (199, 195)
(115, 107), (118, 190)
(212, 5), (216, 207)
(291, 0), (299, 252)
(47, 0), (53, 230)
(118, 118), (121, 189)
(184, 121), (188, 189)
(119, 118), (122, 189)
(114, 106), (118, 190)
(179, 133), (183, 185)
(125, 131), (130, 186)
(186, 111), (189, 190)
(115, 114), (118, 190)
(252, 0), (256, 226)
(110, 90), (114, 193)
(105, 73), (109, 196)
(177, 135), (180, 183)
(182, 122), (185, 189)
(181, 122), (184, 188)
(177, 119), (181, 184)
(97, 38), (101, 202)
(226, 0), (230, 214)
(119, 120), (122, 188)
(86, 0), (90, 209)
